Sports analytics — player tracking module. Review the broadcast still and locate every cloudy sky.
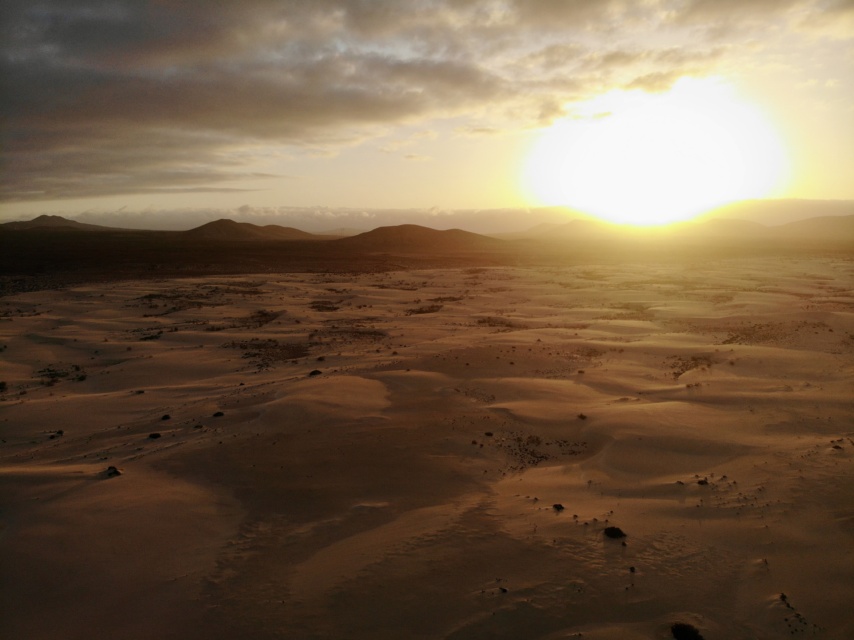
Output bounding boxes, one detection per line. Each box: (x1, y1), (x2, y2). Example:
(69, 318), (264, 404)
(1, 0), (852, 226)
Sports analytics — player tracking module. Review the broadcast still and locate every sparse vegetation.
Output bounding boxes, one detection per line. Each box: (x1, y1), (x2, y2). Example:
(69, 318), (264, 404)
(311, 300), (340, 312)
(406, 304), (443, 315)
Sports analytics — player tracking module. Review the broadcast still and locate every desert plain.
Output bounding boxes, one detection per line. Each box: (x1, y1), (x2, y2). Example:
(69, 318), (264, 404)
(1, 235), (853, 639)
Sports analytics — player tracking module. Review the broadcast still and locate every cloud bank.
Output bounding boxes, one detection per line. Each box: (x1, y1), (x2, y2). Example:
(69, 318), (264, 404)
(1, 0), (850, 201)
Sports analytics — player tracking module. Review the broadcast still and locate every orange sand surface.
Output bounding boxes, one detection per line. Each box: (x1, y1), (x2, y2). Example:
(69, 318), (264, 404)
(2, 257), (853, 639)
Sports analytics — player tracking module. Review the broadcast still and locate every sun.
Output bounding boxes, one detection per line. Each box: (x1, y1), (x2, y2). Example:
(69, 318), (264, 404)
(521, 77), (790, 226)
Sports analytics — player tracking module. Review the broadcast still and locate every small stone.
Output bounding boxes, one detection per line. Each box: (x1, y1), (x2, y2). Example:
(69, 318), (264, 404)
(161, 414), (171, 421)
(105, 466), (121, 478)
(148, 433), (161, 439)
(552, 503), (565, 512)
(213, 411), (224, 417)
(697, 478), (709, 485)
(671, 622), (704, 640)
(603, 526), (627, 539)
(309, 369), (322, 376)
(577, 413), (587, 420)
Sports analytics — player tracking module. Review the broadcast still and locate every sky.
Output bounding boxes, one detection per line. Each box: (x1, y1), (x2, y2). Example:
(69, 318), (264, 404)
(1, 0), (852, 228)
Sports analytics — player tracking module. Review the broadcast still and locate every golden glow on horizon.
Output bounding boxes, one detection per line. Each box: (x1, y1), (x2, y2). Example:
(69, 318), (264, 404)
(522, 78), (791, 226)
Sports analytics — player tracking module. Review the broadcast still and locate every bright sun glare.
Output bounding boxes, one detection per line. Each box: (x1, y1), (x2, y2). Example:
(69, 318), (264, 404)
(522, 77), (790, 226)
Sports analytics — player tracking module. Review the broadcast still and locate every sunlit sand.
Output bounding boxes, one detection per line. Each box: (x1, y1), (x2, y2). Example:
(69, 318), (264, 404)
(2, 243), (852, 639)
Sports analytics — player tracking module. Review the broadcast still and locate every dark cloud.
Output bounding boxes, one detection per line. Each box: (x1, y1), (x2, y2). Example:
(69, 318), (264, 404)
(509, 0), (623, 27)
(1, 0), (844, 201)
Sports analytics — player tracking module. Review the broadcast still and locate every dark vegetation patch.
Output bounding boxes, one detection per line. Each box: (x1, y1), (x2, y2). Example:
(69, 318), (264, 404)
(225, 339), (311, 369)
(429, 295), (465, 303)
(311, 300), (340, 312)
(721, 322), (787, 345)
(476, 316), (527, 330)
(494, 431), (588, 471)
(406, 304), (443, 316)
(206, 309), (282, 331)
(312, 319), (389, 344)
(372, 282), (420, 291)
(667, 353), (717, 379)
(133, 291), (211, 316)
(36, 363), (87, 385)
(127, 282), (264, 316)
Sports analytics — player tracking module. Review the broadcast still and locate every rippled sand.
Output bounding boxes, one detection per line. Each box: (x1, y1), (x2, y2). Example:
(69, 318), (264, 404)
(2, 256), (853, 639)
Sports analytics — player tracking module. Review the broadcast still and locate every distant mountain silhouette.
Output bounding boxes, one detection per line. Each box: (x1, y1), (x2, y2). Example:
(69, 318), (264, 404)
(513, 218), (618, 239)
(772, 214), (854, 240)
(674, 218), (769, 237)
(1, 214), (116, 232)
(701, 199), (854, 226)
(334, 224), (504, 252)
(182, 218), (326, 241)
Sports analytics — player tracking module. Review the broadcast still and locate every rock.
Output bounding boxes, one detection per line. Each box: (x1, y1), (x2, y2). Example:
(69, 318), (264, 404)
(161, 414), (171, 421)
(309, 369), (322, 376)
(104, 466), (121, 478)
(671, 622), (704, 639)
(697, 478), (709, 485)
(603, 526), (627, 539)
(577, 413), (587, 420)
(552, 503), (565, 512)
(213, 411), (224, 417)
(148, 433), (161, 439)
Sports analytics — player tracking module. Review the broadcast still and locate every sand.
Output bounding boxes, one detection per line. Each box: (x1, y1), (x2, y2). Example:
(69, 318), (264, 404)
(1, 256), (853, 639)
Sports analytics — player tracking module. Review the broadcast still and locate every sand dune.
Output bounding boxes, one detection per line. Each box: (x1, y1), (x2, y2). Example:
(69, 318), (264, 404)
(1, 255), (853, 639)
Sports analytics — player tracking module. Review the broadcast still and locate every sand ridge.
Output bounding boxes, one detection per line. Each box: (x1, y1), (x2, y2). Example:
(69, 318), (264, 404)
(1, 257), (853, 639)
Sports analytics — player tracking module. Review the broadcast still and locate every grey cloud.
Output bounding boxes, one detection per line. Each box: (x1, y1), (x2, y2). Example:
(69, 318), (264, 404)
(2, 3), (506, 201)
(0, 0), (825, 201)
(509, 0), (623, 27)
(625, 70), (686, 93)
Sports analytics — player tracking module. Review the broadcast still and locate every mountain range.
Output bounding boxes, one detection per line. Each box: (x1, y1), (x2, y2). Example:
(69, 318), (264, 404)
(4, 212), (853, 245)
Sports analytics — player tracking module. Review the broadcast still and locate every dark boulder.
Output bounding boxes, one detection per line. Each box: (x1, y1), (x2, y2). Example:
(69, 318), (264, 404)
(671, 622), (703, 640)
